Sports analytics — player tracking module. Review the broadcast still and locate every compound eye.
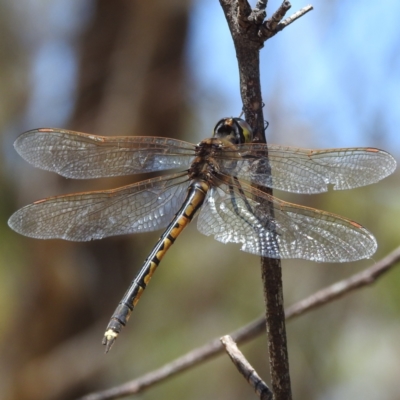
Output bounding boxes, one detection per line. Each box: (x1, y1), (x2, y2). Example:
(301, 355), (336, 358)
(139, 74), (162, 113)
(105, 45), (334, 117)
(213, 118), (234, 141)
(233, 118), (253, 143)
(213, 117), (254, 144)
(213, 118), (228, 135)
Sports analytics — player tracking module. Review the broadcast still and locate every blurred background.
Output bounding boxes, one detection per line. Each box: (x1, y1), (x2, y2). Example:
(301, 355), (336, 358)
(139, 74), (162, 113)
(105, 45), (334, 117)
(1, 0), (399, 399)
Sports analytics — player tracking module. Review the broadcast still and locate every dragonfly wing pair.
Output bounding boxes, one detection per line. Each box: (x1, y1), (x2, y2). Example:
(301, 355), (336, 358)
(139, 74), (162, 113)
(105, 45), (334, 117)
(9, 126), (396, 262)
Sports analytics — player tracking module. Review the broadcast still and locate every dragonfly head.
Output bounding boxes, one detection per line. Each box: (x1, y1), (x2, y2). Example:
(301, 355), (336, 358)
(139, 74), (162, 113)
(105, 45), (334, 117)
(213, 118), (253, 144)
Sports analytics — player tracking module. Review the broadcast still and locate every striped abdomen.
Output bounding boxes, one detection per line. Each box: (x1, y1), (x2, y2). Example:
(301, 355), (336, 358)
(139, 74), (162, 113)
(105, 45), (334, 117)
(103, 179), (209, 352)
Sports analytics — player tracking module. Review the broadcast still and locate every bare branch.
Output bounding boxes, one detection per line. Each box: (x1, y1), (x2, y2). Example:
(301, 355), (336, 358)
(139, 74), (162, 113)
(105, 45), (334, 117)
(249, 1), (267, 23)
(78, 247), (400, 400)
(237, 0), (253, 29)
(255, 0), (268, 11)
(219, 2), (292, 398)
(261, 4), (313, 39)
(221, 335), (272, 400)
(285, 246), (400, 319)
(78, 337), (225, 400)
(219, 2), (315, 399)
(265, 1), (291, 32)
(260, 257), (292, 399)
(277, 5), (313, 32)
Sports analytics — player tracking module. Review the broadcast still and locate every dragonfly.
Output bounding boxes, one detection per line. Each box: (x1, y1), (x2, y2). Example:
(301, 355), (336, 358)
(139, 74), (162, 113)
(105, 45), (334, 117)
(8, 117), (396, 351)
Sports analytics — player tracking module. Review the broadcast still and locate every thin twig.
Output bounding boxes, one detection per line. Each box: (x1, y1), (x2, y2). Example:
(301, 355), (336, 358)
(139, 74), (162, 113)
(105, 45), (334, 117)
(260, 257), (291, 399)
(255, 0), (268, 12)
(78, 246), (400, 400)
(285, 247), (400, 319)
(250, 0), (267, 23)
(277, 5), (313, 31)
(220, 2), (292, 398)
(220, 2), (314, 399)
(221, 335), (272, 400)
(260, 4), (313, 40)
(237, 0), (253, 29)
(265, 1), (291, 32)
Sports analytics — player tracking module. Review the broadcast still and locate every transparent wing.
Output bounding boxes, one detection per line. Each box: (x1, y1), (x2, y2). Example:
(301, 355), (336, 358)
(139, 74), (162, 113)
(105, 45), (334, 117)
(197, 179), (377, 262)
(217, 144), (396, 193)
(14, 128), (196, 179)
(8, 173), (190, 241)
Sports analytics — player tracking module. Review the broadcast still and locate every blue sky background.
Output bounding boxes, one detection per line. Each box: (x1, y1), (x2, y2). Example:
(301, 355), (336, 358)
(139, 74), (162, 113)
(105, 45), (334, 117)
(187, 0), (400, 150)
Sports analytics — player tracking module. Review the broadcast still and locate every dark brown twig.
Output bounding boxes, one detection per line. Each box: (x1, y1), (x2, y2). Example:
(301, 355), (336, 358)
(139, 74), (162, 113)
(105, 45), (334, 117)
(220, 2), (289, 397)
(221, 335), (272, 400)
(260, 257), (291, 399)
(263, 1), (291, 33)
(285, 247), (400, 318)
(254, 0), (268, 11)
(219, 2), (313, 399)
(249, 1), (267, 24)
(78, 246), (400, 400)
(237, 0), (253, 29)
(262, 4), (313, 39)
(279, 5), (313, 30)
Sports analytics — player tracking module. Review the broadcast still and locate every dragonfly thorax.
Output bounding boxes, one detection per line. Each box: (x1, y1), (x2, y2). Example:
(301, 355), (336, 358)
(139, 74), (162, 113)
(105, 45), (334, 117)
(189, 138), (232, 182)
